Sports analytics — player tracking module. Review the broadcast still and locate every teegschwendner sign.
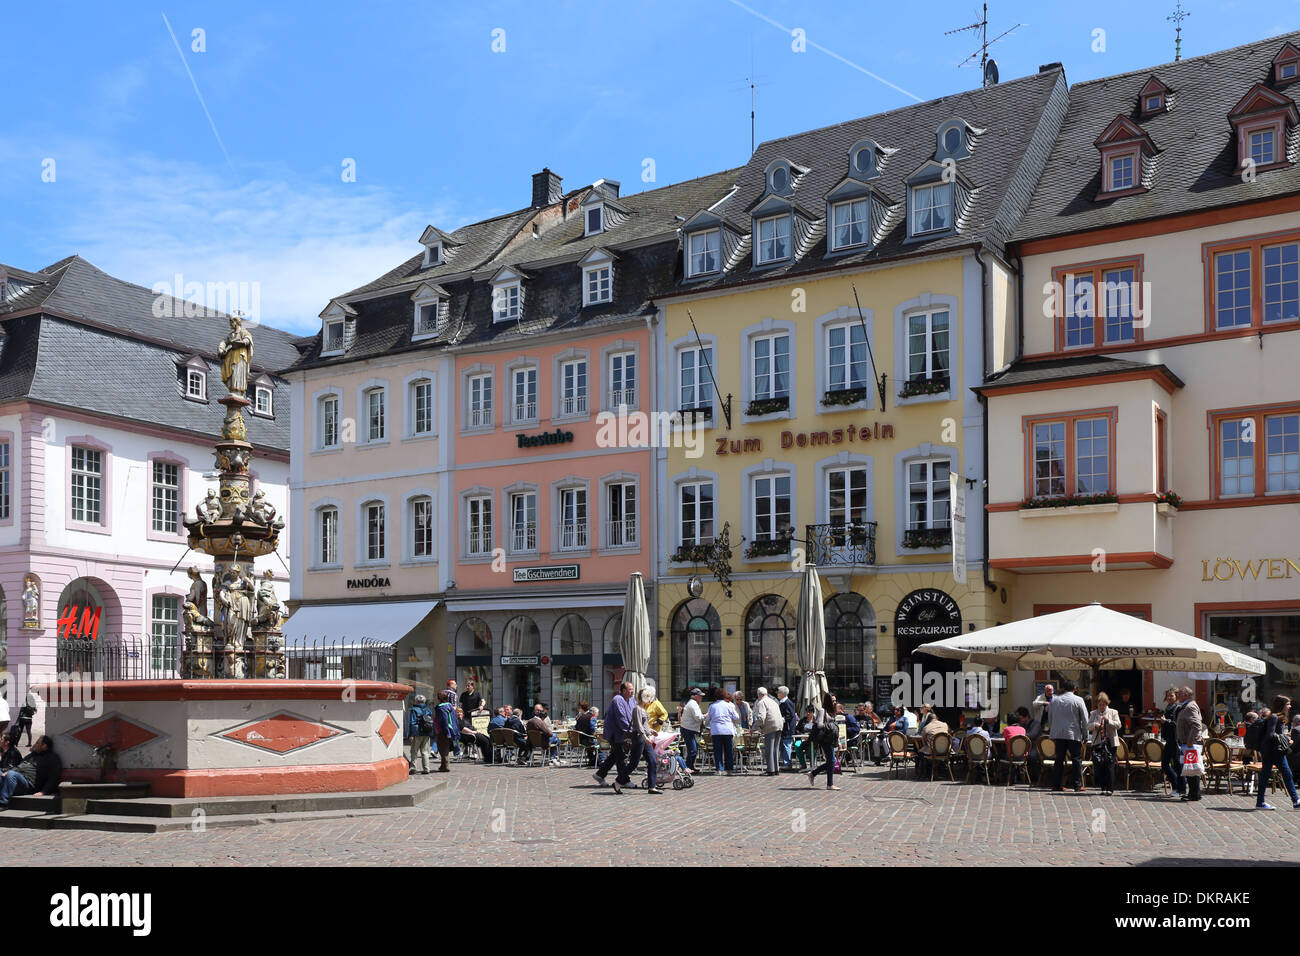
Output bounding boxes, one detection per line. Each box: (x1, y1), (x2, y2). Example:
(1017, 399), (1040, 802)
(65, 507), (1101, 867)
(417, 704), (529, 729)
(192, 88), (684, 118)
(513, 565), (580, 583)
(894, 588), (962, 640)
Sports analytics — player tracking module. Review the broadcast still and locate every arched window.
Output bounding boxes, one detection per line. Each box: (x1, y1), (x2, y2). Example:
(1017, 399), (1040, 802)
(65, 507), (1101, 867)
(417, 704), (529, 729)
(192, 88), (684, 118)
(455, 617), (492, 656)
(454, 617), (492, 711)
(501, 615), (540, 656)
(552, 614), (592, 655)
(823, 593), (877, 701)
(552, 614), (593, 717)
(670, 598), (721, 701)
(744, 594), (795, 696)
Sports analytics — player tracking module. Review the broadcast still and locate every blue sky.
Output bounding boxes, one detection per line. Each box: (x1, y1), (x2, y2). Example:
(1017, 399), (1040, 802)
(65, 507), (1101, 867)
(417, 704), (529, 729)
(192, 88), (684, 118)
(1, 0), (1296, 334)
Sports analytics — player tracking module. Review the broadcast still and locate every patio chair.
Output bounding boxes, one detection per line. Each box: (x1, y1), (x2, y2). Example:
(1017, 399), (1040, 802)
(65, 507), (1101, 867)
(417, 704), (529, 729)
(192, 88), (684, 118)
(1203, 738), (1235, 794)
(525, 728), (557, 767)
(885, 731), (912, 778)
(490, 728), (518, 765)
(999, 734), (1032, 787)
(965, 733), (992, 784)
(1113, 738), (1141, 790)
(925, 732), (955, 781)
(569, 729), (596, 768)
(1036, 737), (1057, 788)
(1240, 749), (1282, 797)
(1141, 738), (1169, 794)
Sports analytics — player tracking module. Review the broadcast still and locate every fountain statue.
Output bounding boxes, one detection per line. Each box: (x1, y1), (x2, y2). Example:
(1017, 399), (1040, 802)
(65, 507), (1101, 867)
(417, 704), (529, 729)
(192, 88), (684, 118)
(181, 314), (286, 679)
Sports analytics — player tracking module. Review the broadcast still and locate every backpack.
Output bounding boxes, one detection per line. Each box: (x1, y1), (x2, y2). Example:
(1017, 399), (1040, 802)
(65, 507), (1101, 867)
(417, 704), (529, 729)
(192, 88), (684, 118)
(416, 708), (435, 736)
(1244, 718), (1267, 752)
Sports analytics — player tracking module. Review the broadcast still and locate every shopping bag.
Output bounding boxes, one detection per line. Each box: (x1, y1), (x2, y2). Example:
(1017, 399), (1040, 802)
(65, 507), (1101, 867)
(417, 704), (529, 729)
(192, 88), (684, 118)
(1180, 743), (1204, 777)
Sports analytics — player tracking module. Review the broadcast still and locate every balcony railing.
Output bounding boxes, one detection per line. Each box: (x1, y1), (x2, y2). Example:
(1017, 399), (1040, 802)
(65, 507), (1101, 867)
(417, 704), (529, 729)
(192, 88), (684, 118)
(513, 401), (538, 422)
(606, 518), (638, 548)
(560, 394), (588, 416)
(468, 407), (493, 429)
(468, 530), (493, 555)
(558, 521), (588, 550)
(511, 524), (537, 552)
(609, 388), (636, 409)
(805, 521), (878, 567)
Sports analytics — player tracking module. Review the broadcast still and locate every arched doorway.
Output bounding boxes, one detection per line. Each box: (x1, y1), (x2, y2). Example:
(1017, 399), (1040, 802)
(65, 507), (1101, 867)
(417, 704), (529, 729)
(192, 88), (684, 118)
(670, 598), (721, 702)
(56, 577), (122, 640)
(744, 594), (795, 697)
(455, 617), (493, 710)
(601, 612), (625, 707)
(824, 592), (878, 702)
(501, 615), (541, 712)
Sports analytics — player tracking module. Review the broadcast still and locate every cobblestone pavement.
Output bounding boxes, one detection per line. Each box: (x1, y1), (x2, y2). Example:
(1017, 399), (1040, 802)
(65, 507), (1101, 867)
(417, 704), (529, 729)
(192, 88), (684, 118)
(10, 763), (1300, 866)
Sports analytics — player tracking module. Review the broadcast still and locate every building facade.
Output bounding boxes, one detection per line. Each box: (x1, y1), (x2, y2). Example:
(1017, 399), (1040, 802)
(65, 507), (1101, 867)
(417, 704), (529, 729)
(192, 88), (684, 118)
(986, 34), (1300, 722)
(0, 256), (294, 701)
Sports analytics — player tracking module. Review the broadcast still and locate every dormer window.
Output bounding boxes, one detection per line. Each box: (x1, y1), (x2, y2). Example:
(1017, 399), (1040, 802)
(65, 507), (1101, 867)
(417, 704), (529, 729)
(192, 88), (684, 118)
(254, 384), (274, 417)
(935, 120), (974, 162)
(585, 205), (604, 236)
(1228, 83), (1298, 174)
(1094, 115), (1157, 198)
(911, 183), (954, 235)
(411, 282), (446, 340)
(1145, 94), (1163, 112)
(686, 229), (721, 277)
(1107, 152), (1136, 191)
(1138, 76), (1171, 117)
(756, 214), (791, 264)
(423, 243), (442, 267)
(186, 368), (206, 400)
(1274, 42), (1300, 86)
(495, 284), (520, 320)
(848, 139), (883, 181)
(324, 318), (345, 353)
(770, 165), (789, 194)
(1249, 128), (1278, 167)
(830, 199), (870, 251)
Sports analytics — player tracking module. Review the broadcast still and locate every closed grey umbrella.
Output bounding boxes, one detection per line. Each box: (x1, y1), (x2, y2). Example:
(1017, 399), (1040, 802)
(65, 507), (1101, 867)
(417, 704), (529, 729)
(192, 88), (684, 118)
(796, 564), (828, 713)
(620, 572), (651, 694)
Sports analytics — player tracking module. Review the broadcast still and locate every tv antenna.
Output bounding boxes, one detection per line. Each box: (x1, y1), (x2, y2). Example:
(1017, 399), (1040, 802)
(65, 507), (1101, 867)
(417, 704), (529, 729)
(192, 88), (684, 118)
(1167, 0), (1190, 61)
(947, 3), (1024, 86)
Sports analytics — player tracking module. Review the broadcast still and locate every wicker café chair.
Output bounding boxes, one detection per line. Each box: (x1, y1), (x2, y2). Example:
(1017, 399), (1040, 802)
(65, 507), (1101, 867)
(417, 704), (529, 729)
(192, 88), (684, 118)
(965, 733), (992, 785)
(1113, 738), (1140, 790)
(926, 732), (955, 781)
(886, 731), (912, 778)
(1036, 737), (1057, 788)
(999, 734), (1032, 787)
(1203, 738), (1234, 794)
(490, 727), (518, 765)
(1142, 737), (1169, 794)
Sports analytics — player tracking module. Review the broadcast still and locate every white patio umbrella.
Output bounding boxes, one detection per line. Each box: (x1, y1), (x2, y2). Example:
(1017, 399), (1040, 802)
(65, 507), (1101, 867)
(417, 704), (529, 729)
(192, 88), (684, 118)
(795, 565), (829, 714)
(915, 603), (1265, 699)
(619, 572), (651, 694)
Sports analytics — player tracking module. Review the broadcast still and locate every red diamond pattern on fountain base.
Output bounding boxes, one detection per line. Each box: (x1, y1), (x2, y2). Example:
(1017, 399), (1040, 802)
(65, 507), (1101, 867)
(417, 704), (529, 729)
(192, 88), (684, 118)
(377, 714), (399, 747)
(70, 715), (160, 753)
(219, 713), (345, 755)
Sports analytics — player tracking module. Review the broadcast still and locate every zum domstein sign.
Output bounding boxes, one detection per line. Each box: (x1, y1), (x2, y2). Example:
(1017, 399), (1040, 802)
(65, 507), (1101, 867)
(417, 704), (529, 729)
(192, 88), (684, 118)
(1201, 556), (1300, 581)
(714, 421), (894, 456)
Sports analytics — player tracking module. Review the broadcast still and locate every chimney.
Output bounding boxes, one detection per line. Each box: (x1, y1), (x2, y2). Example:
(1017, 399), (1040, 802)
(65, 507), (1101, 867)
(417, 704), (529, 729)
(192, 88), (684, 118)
(531, 168), (563, 207)
(1038, 62), (1063, 74)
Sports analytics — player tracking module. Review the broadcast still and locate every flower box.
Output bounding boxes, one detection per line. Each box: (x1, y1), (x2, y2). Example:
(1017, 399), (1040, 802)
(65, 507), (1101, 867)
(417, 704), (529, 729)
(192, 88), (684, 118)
(897, 376), (949, 399)
(744, 539), (791, 559)
(1020, 493), (1119, 510)
(745, 396), (790, 417)
(671, 544), (715, 564)
(901, 528), (952, 549)
(821, 387), (867, 408)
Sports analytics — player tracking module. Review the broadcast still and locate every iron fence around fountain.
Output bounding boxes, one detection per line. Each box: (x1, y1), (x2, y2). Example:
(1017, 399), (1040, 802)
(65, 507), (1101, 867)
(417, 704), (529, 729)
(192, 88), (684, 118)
(55, 636), (395, 683)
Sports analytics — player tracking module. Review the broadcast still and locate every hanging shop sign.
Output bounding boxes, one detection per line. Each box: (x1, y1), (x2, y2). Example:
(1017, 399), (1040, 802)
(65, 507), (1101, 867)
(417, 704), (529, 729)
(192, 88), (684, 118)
(512, 565), (580, 583)
(517, 429), (574, 450)
(713, 422), (894, 456)
(894, 588), (962, 640)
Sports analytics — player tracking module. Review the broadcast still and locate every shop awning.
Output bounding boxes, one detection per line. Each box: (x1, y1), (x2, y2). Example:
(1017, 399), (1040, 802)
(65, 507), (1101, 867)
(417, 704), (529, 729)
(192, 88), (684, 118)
(283, 600), (439, 647)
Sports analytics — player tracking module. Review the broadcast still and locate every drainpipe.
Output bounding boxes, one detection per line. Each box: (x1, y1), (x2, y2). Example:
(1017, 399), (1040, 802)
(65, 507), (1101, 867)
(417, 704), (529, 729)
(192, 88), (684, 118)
(974, 247), (997, 595)
(644, 304), (659, 685)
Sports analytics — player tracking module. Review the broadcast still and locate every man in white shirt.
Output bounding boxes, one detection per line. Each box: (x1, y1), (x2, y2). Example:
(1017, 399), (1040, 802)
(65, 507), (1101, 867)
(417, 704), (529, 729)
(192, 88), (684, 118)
(0, 691), (9, 737)
(679, 688), (706, 771)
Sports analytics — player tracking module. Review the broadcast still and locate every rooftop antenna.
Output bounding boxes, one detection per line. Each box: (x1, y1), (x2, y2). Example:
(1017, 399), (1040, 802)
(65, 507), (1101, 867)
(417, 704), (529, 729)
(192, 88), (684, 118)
(947, 3), (1024, 86)
(1167, 0), (1190, 61)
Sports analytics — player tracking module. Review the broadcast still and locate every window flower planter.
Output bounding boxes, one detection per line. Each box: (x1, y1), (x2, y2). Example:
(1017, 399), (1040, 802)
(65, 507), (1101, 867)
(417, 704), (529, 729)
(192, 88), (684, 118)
(1020, 493), (1119, 510)
(676, 406), (712, 423)
(744, 538), (790, 559)
(671, 544), (715, 564)
(897, 376), (949, 399)
(821, 387), (867, 408)
(745, 396), (789, 416)
(1155, 491), (1182, 510)
(902, 527), (952, 549)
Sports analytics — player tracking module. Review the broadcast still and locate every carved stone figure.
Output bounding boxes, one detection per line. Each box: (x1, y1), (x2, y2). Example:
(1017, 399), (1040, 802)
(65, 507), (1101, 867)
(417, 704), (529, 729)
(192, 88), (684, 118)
(185, 566), (209, 618)
(218, 314), (254, 395)
(249, 490), (278, 526)
(195, 490), (222, 524)
(217, 564), (254, 647)
(21, 577), (39, 628)
(256, 569), (287, 629)
(183, 601), (211, 633)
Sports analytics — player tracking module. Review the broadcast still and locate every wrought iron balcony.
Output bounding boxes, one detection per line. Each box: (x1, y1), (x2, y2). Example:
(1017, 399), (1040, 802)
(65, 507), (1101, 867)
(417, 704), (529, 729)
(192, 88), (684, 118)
(805, 521), (877, 567)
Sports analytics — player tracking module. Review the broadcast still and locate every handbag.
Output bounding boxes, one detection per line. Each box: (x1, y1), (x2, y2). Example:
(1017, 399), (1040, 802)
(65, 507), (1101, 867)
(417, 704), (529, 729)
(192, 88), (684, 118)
(1091, 719), (1115, 768)
(1272, 732), (1293, 757)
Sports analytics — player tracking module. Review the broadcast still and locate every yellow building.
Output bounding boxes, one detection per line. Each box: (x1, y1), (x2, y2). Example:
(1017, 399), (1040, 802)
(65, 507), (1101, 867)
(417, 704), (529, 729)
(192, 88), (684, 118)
(649, 68), (1069, 710)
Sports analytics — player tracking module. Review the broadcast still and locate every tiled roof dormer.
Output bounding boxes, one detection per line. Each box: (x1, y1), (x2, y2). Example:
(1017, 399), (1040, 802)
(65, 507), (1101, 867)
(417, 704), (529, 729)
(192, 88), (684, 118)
(489, 265), (526, 323)
(318, 298), (357, 357)
(681, 208), (743, 280)
(1094, 114), (1158, 198)
(935, 118), (980, 162)
(904, 160), (971, 240)
(580, 181), (630, 236)
(1273, 41), (1300, 87)
(1138, 76), (1171, 117)
(1228, 83), (1299, 174)
(411, 281), (448, 341)
(418, 224), (462, 268)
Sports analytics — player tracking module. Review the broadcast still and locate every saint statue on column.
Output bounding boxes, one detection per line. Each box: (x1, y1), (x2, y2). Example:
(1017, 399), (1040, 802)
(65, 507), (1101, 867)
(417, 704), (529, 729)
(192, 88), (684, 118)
(218, 313), (254, 395)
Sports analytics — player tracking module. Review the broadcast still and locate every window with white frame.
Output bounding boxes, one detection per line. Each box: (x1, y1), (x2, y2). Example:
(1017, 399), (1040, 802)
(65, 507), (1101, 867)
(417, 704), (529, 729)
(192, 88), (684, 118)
(151, 460), (180, 534)
(906, 310), (950, 384)
(411, 496), (434, 558)
(911, 182), (954, 234)
(831, 199), (870, 251)
(906, 459), (951, 530)
(411, 379), (434, 436)
(586, 205), (604, 236)
(510, 492), (537, 552)
(0, 439), (9, 520)
(558, 487), (587, 551)
(318, 506), (339, 564)
(1266, 413), (1300, 493)
(467, 372), (493, 428)
(827, 466), (868, 527)
(186, 368), (206, 400)
(512, 367), (538, 423)
(466, 496), (492, 555)
(752, 474), (792, 542)
(151, 595), (180, 673)
(608, 351), (636, 408)
(318, 394), (340, 448)
(756, 215), (791, 264)
(1108, 153), (1135, 191)
(687, 229), (721, 277)
(494, 283), (521, 321)
(560, 359), (587, 416)
(254, 385), (273, 416)
(71, 446), (103, 524)
(1249, 129), (1277, 167)
(826, 324), (867, 393)
(751, 333), (790, 401)
(678, 480), (714, 546)
(365, 388), (386, 442)
(583, 264), (612, 305)
(415, 300), (440, 337)
(364, 501), (386, 561)
(324, 319), (345, 353)
(606, 481), (637, 548)
(424, 243), (441, 267)
(679, 347), (714, 411)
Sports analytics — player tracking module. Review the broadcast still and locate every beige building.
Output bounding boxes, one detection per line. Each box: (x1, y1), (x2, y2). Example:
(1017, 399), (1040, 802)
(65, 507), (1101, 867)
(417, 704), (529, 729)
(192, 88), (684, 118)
(982, 34), (1300, 723)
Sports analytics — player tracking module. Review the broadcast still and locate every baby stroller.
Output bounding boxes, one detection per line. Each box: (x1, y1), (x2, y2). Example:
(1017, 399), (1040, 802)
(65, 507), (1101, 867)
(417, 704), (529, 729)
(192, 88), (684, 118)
(640, 731), (695, 790)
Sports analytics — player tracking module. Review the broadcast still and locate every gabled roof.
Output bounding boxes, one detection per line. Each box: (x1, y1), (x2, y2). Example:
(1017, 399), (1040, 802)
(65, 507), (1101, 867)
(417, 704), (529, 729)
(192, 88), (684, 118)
(1015, 32), (1300, 243)
(418, 225), (459, 247)
(1227, 82), (1299, 122)
(1094, 115), (1159, 153)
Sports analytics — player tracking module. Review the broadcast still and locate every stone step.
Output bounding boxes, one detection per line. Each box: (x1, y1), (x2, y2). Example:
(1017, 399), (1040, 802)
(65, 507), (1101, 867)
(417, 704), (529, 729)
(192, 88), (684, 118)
(0, 809), (59, 828)
(9, 794), (59, 813)
(85, 776), (444, 818)
(44, 805), (426, 833)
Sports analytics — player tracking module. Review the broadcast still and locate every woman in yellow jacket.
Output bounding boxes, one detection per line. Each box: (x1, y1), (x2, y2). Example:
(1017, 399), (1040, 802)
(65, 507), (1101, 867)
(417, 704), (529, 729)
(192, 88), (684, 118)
(644, 688), (669, 732)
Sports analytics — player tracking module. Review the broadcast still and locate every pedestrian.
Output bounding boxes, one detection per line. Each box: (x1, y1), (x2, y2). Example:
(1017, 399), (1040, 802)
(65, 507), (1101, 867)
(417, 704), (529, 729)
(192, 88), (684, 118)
(17, 687), (37, 747)
(0, 691), (8, 739)
(752, 687), (783, 775)
(631, 687), (663, 794)
(707, 689), (741, 774)
(680, 687), (706, 771)
(433, 690), (460, 773)
(1087, 691), (1121, 796)
(1255, 695), (1299, 811)
(0, 735), (61, 810)
(805, 694), (841, 791)
(1030, 683), (1055, 738)
(776, 685), (797, 770)
(459, 679), (481, 717)
(1048, 679), (1089, 792)
(1175, 686), (1204, 802)
(733, 691), (752, 731)
(0, 730), (21, 771)
(643, 685), (669, 733)
(1157, 686), (1185, 796)
(458, 706), (492, 763)
(406, 694), (434, 775)
(594, 681), (636, 794)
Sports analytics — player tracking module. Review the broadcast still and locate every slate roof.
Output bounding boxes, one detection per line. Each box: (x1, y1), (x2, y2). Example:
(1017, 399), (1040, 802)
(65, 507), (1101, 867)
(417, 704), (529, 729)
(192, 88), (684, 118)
(1015, 32), (1300, 241)
(976, 354), (1185, 391)
(0, 256), (297, 451)
(664, 67), (1069, 295)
